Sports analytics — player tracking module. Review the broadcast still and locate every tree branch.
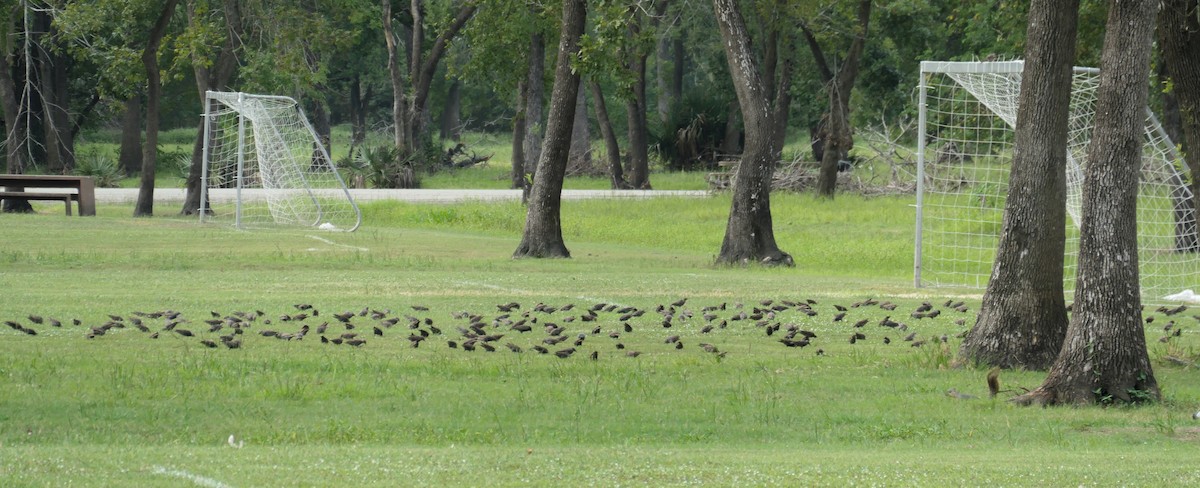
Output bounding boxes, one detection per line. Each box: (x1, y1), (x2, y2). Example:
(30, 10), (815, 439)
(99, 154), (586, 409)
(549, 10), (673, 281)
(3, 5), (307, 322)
(798, 21), (832, 84)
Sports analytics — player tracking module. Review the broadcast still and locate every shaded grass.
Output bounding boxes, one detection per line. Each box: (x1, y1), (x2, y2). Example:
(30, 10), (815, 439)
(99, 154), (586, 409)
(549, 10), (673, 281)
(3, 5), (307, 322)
(2, 198), (1199, 486)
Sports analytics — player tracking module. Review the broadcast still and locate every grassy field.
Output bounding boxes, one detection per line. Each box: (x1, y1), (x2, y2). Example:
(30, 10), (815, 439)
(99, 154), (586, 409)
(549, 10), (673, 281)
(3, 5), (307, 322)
(2, 194), (1200, 486)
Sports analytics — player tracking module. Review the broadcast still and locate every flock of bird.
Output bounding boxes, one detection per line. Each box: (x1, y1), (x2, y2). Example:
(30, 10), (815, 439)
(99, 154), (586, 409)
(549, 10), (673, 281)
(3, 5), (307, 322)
(3, 299), (1191, 361)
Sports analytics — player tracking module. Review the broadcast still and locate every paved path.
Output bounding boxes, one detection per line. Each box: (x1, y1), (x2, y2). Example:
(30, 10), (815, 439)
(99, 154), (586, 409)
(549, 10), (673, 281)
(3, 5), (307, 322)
(94, 188), (710, 204)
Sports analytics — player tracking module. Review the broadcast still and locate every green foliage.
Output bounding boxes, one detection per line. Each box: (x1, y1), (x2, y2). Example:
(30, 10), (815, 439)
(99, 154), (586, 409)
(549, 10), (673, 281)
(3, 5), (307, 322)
(72, 150), (122, 188)
(650, 89), (735, 171)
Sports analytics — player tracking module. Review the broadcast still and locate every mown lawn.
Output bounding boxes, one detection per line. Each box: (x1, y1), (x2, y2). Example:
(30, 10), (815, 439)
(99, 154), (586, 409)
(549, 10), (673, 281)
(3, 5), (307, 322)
(1, 195), (1198, 486)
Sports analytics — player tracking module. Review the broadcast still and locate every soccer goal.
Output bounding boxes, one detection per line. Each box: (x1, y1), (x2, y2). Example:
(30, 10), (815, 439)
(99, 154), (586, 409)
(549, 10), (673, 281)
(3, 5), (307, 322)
(199, 91), (361, 231)
(914, 60), (1198, 303)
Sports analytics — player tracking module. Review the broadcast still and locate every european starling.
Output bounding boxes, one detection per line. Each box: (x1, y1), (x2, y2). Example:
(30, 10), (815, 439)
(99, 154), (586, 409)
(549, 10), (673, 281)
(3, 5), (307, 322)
(200, 340), (218, 348)
(626, 351), (642, 357)
(589, 351), (599, 360)
(554, 347), (576, 358)
(346, 339), (366, 347)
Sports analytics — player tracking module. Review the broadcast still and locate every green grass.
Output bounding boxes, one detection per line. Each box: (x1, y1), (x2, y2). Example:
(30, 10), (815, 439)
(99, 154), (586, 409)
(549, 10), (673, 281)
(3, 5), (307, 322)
(2, 196), (1199, 486)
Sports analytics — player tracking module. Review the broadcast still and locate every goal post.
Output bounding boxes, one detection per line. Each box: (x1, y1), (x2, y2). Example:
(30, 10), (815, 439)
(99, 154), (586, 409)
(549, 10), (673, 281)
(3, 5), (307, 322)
(915, 60), (1199, 303)
(199, 91), (362, 232)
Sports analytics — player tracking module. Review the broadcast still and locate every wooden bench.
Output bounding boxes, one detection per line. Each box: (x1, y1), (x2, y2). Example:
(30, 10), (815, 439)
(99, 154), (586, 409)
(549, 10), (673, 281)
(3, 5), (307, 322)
(0, 174), (96, 216)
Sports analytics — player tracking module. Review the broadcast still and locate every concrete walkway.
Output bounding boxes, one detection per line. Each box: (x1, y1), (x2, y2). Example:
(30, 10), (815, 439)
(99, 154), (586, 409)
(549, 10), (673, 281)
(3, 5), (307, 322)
(94, 188), (711, 204)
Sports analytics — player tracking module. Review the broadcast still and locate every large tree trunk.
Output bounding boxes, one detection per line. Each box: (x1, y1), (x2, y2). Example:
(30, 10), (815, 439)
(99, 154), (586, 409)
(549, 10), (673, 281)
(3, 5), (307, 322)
(0, 16), (31, 213)
(1015, 0), (1160, 406)
(440, 79), (462, 141)
(1160, 0), (1200, 253)
(567, 84), (591, 174)
(712, 0), (792, 267)
(511, 80), (528, 190)
(523, 31), (546, 180)
(119, 94), (142, 177)
(589, 80), (629, 189)
(383, 0), (410, 153)
(654, 0), (674, 125)
(513, 0), (585, 259)
(134, 0), (179, 217)
(805, 0), (871, 198)
(625, 15), (652, 189)
(35, 13), (71, 174)
(959, 0), (1077, 370)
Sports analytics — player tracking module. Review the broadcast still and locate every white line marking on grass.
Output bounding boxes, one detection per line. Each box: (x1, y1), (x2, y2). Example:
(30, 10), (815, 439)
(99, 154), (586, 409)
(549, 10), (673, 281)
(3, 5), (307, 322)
(306, 235), (369, 252)
(152, 465), (234, 488)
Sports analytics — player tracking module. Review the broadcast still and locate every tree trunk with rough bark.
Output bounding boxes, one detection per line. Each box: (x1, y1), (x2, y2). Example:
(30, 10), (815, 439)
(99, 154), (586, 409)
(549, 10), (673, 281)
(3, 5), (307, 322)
(119, 95), (142, 177)
(712, 0), (792, 266)
(134, 0), (179, 217)
(804, 0), (871, 198)
(1160, 0), (1200, 253)
(567, 85), (591, 174)
(625, 16), (652, 189)
(440, 79), (462, 142)
(654, 0), (673, 125)
(0, 13), (30, 213)
(959, 0), (1077, 370)
(523, 32), (546, 180)
(383, 0), (408, 152)
(589, 80), (629, 189)
(182, 0), (243, 216)
(512, 80), (528, 190)
(1015, 0), (1160, 406)
(513, 0), (585, 259)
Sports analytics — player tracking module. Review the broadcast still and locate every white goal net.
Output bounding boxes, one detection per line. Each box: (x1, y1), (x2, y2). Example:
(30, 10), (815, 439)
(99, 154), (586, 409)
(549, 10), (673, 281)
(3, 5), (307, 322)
(199, 91), (361, 231)
(915, 60), (1198, 303)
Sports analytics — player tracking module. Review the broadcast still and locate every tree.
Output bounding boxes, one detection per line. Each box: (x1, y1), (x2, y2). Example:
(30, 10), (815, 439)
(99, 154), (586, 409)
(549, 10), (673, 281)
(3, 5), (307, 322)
(133, 0), (179, 217)
(0, 3), (31, 213)
(1159, 0), (1200, 253)
(512, 0), (585, 259)
(802, 0), (870, 198)
(180, 0), (246, 215)
(382, 0), (476, 161)
(1014, 0), (1160, 406)
(589, 79), (628, 189)
(622, 3), (657, 189)
(958, 0), (1078, 370)
(711, 0), (793, 266)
